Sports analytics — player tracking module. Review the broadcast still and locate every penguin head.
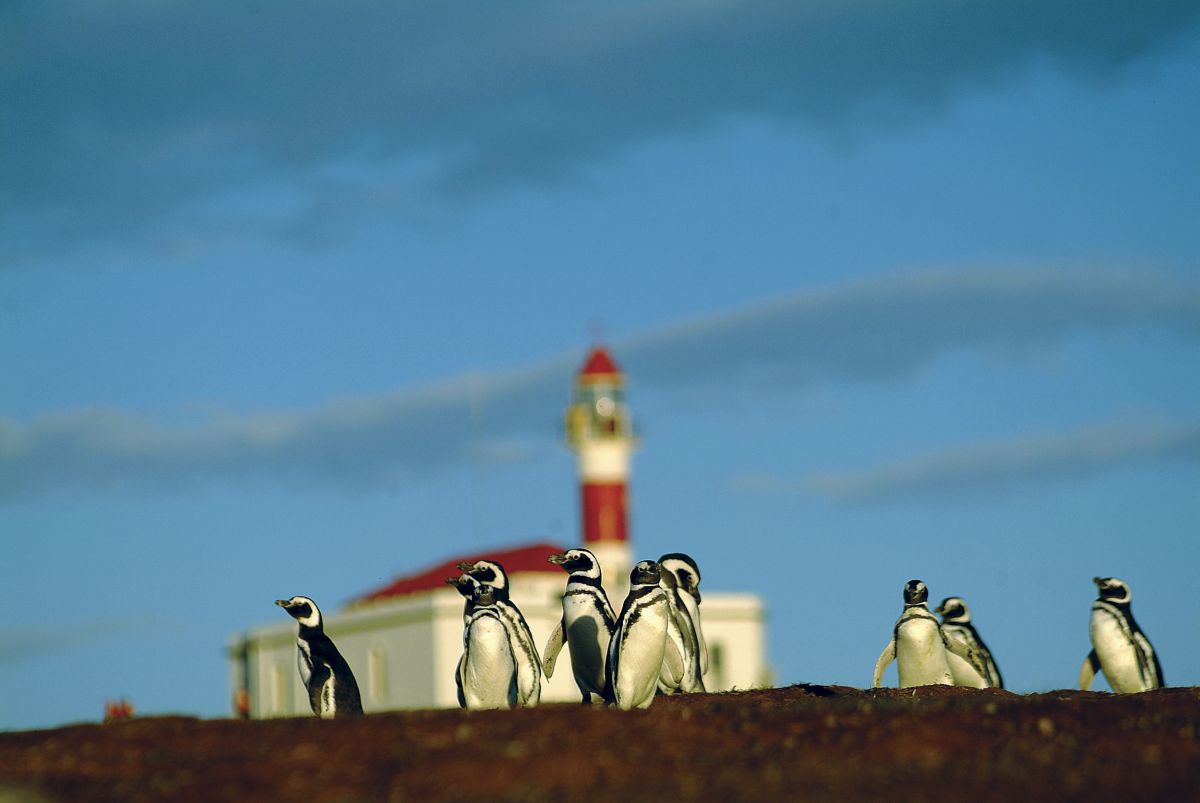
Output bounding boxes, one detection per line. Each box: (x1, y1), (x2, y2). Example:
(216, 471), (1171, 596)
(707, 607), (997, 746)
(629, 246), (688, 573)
(659, 553), (702, 603)
(935, 596), (970, 622)
(630, 560), (661, 587)
(658, 568), (678, 590)
(1094, 576), (1132, 604)
(458, 559), (509, 593)
(548, 548), (602, 579)
(445, 574), (479, 599)
(902, 580), (929, 606)
(275, 596), (322, 629)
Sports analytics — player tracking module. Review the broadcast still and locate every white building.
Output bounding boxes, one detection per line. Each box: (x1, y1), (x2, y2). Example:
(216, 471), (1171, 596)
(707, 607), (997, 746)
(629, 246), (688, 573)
(228, 347), (768, 717)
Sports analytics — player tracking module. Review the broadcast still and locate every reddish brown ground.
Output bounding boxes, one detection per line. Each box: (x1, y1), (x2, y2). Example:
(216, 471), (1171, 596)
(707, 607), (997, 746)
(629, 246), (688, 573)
(3, 685), (1199, 802)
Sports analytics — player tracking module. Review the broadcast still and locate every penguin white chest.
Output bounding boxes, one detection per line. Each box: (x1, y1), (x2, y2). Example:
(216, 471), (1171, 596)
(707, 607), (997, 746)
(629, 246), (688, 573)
(658, 596), (690, 692)
(1090, 608), (1149, 693)
(496, 603), (541, 706)
(564, 592), (611, 688)
(296, 640), (314, 687)
(464, 614), (517, 709)
(895, 618), (952, 687)
(614, 597), (668, 709)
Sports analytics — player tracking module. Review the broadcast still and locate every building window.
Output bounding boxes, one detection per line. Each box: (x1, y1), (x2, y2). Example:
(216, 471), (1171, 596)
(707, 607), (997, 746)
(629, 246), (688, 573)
(709, 642), (725, 690)
(368, 647), (388, 702)
(269, 663), (289, 715)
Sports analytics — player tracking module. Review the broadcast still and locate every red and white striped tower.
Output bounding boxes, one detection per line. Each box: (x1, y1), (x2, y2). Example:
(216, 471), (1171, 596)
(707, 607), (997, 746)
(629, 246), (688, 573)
(564, 345), (636, 598)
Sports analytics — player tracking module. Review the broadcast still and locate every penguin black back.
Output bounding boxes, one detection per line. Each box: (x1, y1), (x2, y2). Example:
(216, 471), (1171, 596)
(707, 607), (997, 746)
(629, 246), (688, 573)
(276, 596), (364, 718)
(935, 596), (1004, 689)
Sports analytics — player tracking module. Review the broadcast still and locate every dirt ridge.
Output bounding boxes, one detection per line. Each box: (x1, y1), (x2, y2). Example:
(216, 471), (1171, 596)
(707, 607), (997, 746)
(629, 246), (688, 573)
(3, 685), (1199, 802)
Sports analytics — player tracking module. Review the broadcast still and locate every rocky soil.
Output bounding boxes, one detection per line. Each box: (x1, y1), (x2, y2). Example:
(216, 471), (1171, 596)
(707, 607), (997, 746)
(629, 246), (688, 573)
(3, 685), (1199, 802)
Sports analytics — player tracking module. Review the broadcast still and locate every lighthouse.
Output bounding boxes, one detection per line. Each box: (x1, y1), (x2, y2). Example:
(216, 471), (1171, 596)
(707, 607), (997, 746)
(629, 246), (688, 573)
(564, 345), (636, 597)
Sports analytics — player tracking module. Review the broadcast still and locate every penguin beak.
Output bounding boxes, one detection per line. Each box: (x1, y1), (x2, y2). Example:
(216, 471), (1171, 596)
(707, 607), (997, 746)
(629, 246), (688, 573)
(444, 576), (460, 586)
(1092, 576), (1104, 587)
(933, 603), (945, 615)
(547, 553), (567, 565)
(457, 561), (474, 572)
(274, 599), (291, 608)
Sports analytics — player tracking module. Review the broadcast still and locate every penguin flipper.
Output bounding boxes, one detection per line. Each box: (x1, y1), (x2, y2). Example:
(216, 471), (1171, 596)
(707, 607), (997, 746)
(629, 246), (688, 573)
(1133, 632), (1164, 689)
(1079, 649), (1101, 691)
(942, 635), (988, 686)
(873, 638), (896, 688)
(542, 617), (565, 679)
(455, 652), (467, 708)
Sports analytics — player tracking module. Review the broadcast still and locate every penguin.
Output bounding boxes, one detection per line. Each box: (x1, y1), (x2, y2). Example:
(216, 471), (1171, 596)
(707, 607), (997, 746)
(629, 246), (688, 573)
(657, 553), (706, 693)
(655, 567), (693, 695)
(872, 580), (953, 689)
(605, 560), (677, 710)
(542, 548), (616, 704)
(457, 582), (518, 710)
(447, 574), (476, 707)
(275, 596), (364, 718)
(1080, 576), (1164, 693)
(658, 553), (707, 679)
(935, 596), (1004, 689)
(458, 559), (542, 707)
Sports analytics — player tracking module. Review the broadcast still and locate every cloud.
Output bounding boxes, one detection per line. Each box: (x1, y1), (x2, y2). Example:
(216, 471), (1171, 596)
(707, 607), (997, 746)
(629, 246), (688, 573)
(1, 269), (1197, 499)
(4, 1), (1198, 260)
(0, 361), (573, 498)
(798, 419), (1200, 504)
(619, 269), (1200, 391)
(0, 619), (170, 666)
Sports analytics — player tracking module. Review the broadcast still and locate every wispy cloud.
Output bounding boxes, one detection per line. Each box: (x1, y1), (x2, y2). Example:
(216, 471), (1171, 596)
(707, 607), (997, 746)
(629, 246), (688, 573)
(2, 269), (1197, 500)
(795, 419), (1200, 504)
(0, 361), (573, 499)
(4, 1), (1198, 259)
(0, 618), (171, 666)
(619, 269), (1200, 390)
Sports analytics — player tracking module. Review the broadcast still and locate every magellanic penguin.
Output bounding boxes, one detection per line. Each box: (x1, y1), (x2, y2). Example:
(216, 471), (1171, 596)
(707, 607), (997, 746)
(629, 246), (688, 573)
(446, 574), (480, 707)
(1080, 576), (1164, 693)
(935, 597), (1004, 689)
(605, 560), (675, 710)
(543, 548), (616, 704)
(656, 567), (697, 694)
(457, 581), (518, 710)
(659, 553), (707, 679)
(873, 580), (953, 689)
(658, 553), (706, 693)
(275, 596), (364, 718)
(458, 559), (542, 706)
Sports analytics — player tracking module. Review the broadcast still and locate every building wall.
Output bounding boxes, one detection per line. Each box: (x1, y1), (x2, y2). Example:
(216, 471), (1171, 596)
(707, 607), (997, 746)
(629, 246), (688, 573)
(696, 594), (771, 690)
(231, 574), (767, 717)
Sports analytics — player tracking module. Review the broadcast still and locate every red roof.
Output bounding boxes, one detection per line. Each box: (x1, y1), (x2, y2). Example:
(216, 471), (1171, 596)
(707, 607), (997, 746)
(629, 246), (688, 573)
(579, 346), (620, 377)
(351, 541), (566, 605)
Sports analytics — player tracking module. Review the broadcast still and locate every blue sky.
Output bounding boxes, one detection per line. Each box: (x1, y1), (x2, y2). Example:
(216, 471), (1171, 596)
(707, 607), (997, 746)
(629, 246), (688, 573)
(3, 1), (1199, 730)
